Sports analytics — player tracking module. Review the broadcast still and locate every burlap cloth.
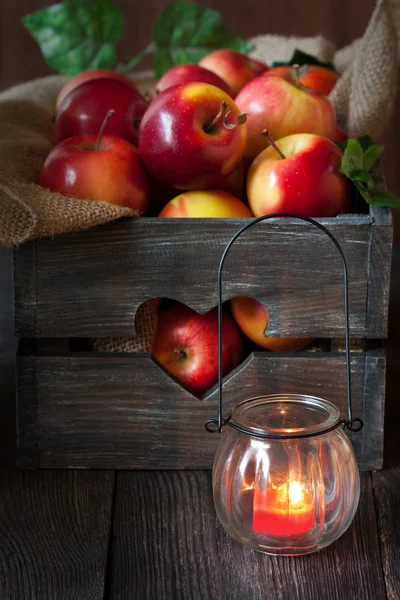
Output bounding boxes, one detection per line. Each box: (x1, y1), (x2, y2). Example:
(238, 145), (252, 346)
(0, 0), (398, 352)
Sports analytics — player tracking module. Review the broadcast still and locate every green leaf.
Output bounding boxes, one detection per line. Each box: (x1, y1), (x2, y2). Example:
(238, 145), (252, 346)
(349, 169), (374, 190)
(357, 134), (376, 152)
(272, 49), (336, 71)
(22, 0), (125, 76)
(353, 181), (371, 203)
(152, 2), (252, 78)
(368, 190), (400, 209)
(340, 139), (364, 177)
(337, 134), (399, 210)
(363, 143), (384, 172)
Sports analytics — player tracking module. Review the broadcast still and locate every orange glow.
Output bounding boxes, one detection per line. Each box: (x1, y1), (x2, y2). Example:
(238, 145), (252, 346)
(253, 479), (316, 536)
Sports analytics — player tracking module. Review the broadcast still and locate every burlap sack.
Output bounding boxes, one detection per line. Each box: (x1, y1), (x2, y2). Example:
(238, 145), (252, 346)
(91, 298), (158, 353)
(0, 0), (398, 352)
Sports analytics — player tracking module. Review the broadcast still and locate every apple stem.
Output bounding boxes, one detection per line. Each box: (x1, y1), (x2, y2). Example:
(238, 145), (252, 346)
(173, 348), (187, 361)
(204, 101), (229, 133)
(95, 109), (115, 151)
(223, 110), (248, 130)
(292, 63), (301, 87)
(263, 129), (286, 159)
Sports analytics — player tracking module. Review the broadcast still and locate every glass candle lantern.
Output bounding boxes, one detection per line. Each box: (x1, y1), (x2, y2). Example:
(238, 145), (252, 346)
(212, 394), (360, 556)
(206, 213), (363, 556)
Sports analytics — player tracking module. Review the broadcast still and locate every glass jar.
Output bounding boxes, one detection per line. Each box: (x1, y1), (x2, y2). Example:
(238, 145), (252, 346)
(212, 394), (360, 556)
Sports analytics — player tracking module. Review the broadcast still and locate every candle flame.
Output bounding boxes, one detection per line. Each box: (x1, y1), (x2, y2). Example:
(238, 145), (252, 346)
(288, 482), (305, 504)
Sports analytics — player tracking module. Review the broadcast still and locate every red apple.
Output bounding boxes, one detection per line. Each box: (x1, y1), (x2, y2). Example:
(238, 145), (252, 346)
(56, 78), (148, 146)
(231, 297), (313, 351)
(159, 189), (252, 217)
(56, 69), (138, 112)
(152, 303), (243, 394)
(41, 118), (150, 213)
(155, 64), (233, 97)
(199, 49), (268, 96)
(267, 65), (339, 97)
(235, 73), (337, 160)
(213, 164), (245, 199)
(138, 82), (247, 190)
(246, 133), (351, 218)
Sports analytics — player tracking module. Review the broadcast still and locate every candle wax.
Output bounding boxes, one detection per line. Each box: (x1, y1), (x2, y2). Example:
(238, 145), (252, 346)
(253, 482), (315, 536)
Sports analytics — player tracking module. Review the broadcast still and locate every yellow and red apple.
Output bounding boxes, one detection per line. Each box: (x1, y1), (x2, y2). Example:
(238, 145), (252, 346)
(231, 297), (313, 352)
(247, 133), (351, 218)
(139, 82), (247, 190)
(199, 49), (269, 96)
(235, 73), (337, 160)
(152, 303), (244, 394)
(159, 189), (252, 218)
(267, 65), (339, 97)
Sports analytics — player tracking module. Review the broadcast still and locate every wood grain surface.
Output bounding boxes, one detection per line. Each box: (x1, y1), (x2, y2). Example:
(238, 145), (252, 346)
(372, 255), (400, 600)
(105, 470), (386, 600)
(2, 247), (400, 600)
(0, 469), (115, 600)
(14, 214), (392, 339)
(16, 349), (382, 470)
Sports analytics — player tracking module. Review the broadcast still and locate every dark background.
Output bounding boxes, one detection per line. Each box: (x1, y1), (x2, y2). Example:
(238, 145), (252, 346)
(0, 0), (398, 236)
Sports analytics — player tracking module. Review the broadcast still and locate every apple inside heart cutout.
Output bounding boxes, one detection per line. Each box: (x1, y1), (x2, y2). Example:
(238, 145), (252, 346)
(152, 302), (244, 396)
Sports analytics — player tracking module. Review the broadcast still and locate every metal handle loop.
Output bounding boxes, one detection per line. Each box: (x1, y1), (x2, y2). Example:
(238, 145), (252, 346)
(206, 213), (363, 437)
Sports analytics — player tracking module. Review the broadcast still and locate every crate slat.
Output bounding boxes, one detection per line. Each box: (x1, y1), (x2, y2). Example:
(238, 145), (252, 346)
(14, 214), (388, 338)
(17, 348), (383, 471)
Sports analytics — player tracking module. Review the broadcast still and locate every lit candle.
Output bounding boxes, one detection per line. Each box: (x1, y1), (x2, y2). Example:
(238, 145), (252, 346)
(253, 479), (316, 536)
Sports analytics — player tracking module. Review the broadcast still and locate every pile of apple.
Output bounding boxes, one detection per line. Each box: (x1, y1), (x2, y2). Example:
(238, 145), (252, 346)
(41, 48), (350, 394)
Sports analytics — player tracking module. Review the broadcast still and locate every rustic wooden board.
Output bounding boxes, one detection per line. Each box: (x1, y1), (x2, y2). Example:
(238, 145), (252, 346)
(367, 207), (393, 338)
(17, 349), (381, 470)
(372, 292), (400, 600)
(14, 215), (376, 338)
(373, 467), (400, 600)
(0, 469), (114, 600)
(105, 471), (386, 600)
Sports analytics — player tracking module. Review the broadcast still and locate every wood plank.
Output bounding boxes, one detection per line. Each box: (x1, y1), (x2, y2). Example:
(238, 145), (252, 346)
(373, 467), (400, 600)
(16, 355), (39, 468)
(0, 247), (18, 468)
(14, 216), (371, 338)
(105, 471), (386, 600)
(13, 241), (36, 338)
(17, 350), (374, 470)
(0, 469), (115, 600)
(367, 219), (393, 337)
(361, 348), (386, 470)
(372, 246), (400, 600)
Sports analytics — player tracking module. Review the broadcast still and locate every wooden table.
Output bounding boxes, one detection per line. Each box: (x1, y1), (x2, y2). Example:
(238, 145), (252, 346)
(0, 246), (399, 600)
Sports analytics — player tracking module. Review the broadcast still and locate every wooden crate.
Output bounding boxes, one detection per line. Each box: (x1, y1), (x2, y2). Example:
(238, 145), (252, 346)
(14, 206), (393, 470)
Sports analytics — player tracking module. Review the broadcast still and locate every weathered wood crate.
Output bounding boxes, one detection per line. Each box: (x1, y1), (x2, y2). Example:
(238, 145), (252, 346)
(14, 206), (393, 470)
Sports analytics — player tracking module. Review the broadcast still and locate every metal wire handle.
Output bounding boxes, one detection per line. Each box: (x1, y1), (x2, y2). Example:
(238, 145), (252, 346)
(205, 213), (363, 438)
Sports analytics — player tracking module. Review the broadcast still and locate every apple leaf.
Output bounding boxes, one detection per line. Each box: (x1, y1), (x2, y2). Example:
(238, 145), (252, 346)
(368, 190), (400, 209)
(340, 139), (364, 177)
(337, 135), (400, 210)
(152, 2), (252, 78)
(22, 0), (125, 76)
(349, 169), (375, 190)
(363, 144), (384, 172)
(272, 49), (336, 72)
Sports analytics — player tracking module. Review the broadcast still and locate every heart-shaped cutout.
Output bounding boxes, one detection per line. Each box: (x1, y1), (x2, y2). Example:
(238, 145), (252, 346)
(151, 298), (313, 399)
(152, 301), (244, 399)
